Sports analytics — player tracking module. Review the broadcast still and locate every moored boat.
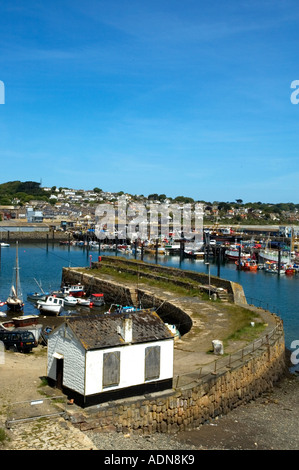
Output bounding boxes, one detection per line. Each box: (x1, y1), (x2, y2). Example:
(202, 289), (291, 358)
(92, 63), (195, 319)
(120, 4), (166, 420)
(59, 283), (85, 298)
(27, 292), (48, 302)
(235, 259), (258, 271)
(63, 295), (78, 306)
(264, 262), (285, 274)
(90, 293), (105, 307)
(36, 295), (64, 315)
(258, 249), (292, 264)
(225, 245), (250, 261)
(6, 242), (24, 311)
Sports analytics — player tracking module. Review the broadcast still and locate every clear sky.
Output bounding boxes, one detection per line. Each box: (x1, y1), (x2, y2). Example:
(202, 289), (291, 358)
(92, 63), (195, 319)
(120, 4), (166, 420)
(0, 0), (298, 203)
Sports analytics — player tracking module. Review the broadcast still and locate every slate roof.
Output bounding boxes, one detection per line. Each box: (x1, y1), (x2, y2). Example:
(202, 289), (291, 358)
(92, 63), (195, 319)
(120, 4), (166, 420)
(62, 309), (174, 350)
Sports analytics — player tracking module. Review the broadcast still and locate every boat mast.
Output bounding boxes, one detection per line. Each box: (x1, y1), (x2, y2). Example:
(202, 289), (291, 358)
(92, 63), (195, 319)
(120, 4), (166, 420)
(15, 241), (19, 297)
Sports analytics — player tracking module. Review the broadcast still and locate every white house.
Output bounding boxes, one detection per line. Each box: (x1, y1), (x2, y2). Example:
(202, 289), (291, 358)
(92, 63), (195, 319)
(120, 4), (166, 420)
(47, 310), (174, 407)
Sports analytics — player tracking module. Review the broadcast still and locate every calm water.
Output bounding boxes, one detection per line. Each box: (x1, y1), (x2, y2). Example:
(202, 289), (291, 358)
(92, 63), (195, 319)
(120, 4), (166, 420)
(0, 242), (298, 350)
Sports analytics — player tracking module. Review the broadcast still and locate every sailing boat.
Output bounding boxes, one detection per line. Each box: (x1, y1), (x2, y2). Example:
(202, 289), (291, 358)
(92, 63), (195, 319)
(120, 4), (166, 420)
(6, 241), (24, 311)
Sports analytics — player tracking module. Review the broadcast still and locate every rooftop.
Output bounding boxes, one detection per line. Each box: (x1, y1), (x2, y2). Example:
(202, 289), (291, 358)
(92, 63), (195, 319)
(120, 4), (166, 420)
(61, 310), (174, 350)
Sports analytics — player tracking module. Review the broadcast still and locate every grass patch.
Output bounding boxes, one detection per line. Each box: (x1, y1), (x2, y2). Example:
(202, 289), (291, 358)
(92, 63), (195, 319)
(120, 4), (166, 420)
(221, 303), (266, 346)
(79, 265), (201, 298)
(0, 427), (8, 443)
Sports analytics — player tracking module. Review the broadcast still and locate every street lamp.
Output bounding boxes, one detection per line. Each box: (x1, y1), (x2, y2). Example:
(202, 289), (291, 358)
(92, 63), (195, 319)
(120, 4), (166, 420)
(205, 262), (211, 299)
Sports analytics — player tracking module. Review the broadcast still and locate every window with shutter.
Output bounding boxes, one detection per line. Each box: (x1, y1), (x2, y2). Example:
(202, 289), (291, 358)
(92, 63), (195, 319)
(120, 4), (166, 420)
(103, 351), (120, 388)
(144, 346), (160, 381)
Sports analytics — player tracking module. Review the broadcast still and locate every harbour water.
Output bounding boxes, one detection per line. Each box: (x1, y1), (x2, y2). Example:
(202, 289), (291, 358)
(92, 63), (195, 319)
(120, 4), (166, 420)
(0, 242), (298, 354)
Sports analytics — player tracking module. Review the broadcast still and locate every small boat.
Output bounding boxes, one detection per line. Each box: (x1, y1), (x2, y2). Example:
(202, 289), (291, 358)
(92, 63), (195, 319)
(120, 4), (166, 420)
(264, 262), (285, 274)
(27, 292), (48, 302)
(105, 304), (142, 315)
(235, 259), (258, 271)
(6, 241), (24, 311)
(165, 323), (181, 340)
(90, 293), (105, 307)
(285, 265), (297, 275)
(76, 297), (92, 307)
(60, 283), (85, 298)
(27, 278), (49, 302)
(63, 295), (78, 306)
(0, 242), (10, 247)
(36, 295), (64, 315)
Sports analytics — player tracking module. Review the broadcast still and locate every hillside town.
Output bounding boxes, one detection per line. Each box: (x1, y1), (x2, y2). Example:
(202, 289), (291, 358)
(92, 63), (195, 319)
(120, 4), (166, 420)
(0, 182), (298, 232)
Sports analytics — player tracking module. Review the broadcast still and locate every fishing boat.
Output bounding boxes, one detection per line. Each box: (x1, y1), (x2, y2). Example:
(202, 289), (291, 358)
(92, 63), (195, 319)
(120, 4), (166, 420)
(76, 297), (92, 307)
(285, 264), (297, 275)
(184, 243), (205, 259)
(104, 304), (142, 315)
(90, 293), (105, 307)
(59, 283), (85, 298)
(235, 259), (258, 271)
(225, 245), (250, 261)
(6, 241), (24, 311)
(258, 249), (292, 264)
(36, 295), (64, 315)
(264, 262), (285, 274)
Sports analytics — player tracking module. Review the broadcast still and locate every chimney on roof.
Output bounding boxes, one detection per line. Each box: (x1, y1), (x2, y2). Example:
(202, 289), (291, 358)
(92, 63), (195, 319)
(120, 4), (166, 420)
(120, 314), (133, 343)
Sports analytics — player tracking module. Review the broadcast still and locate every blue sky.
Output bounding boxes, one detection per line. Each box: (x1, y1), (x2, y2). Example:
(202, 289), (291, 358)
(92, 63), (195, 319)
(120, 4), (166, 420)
(0, 0), (298, 203)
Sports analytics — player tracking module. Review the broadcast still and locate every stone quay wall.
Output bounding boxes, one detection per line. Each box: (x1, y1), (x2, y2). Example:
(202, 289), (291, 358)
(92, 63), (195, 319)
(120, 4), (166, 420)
(62, 265), (286, 435)
(62, 267), (193, 335)
(1, 230), (70, 243)
(84, 256), (247, 304)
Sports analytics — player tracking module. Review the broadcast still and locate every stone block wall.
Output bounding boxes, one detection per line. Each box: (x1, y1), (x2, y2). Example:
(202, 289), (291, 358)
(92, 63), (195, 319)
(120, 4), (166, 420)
(90, 257), (247, 304)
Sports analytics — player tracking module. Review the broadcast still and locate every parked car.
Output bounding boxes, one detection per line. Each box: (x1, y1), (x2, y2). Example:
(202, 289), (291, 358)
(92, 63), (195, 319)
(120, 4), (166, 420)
(0, 329), (38, 353)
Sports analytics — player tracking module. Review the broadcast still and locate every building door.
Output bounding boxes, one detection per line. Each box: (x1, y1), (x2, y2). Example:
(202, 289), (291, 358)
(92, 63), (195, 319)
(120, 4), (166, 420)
(56, 358), (64, 390)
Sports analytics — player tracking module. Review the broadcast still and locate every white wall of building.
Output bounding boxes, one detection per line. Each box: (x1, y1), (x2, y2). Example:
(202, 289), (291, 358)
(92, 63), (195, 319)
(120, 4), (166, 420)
(47, 324), (86, 395)
(48, 324), (174, 397)
(85, 339), (174, 396)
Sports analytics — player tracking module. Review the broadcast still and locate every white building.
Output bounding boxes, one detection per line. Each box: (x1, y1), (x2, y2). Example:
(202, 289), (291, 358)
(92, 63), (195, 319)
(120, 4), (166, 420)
(47, 310), (174, 407)
(26, 207), (43, 223)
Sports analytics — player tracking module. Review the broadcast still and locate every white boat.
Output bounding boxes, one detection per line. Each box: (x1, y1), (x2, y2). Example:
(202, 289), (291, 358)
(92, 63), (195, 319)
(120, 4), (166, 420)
(0, 242), (10, 247)
(63, 295), (78, 306)
(225, 245), (250, 261)
(6, 241), (24, 311)
(60, 283), (85, 297)
(258, 249), (292, 264)
(264, 262), (285, 274)
(37, 295), (64, 315)
(76, 298), (92, 307)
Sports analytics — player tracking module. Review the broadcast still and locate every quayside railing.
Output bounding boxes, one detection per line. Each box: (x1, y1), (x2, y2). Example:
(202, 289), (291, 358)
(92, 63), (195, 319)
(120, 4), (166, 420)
(5, 395), (67, 428)
(173, 321), (284, 390)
